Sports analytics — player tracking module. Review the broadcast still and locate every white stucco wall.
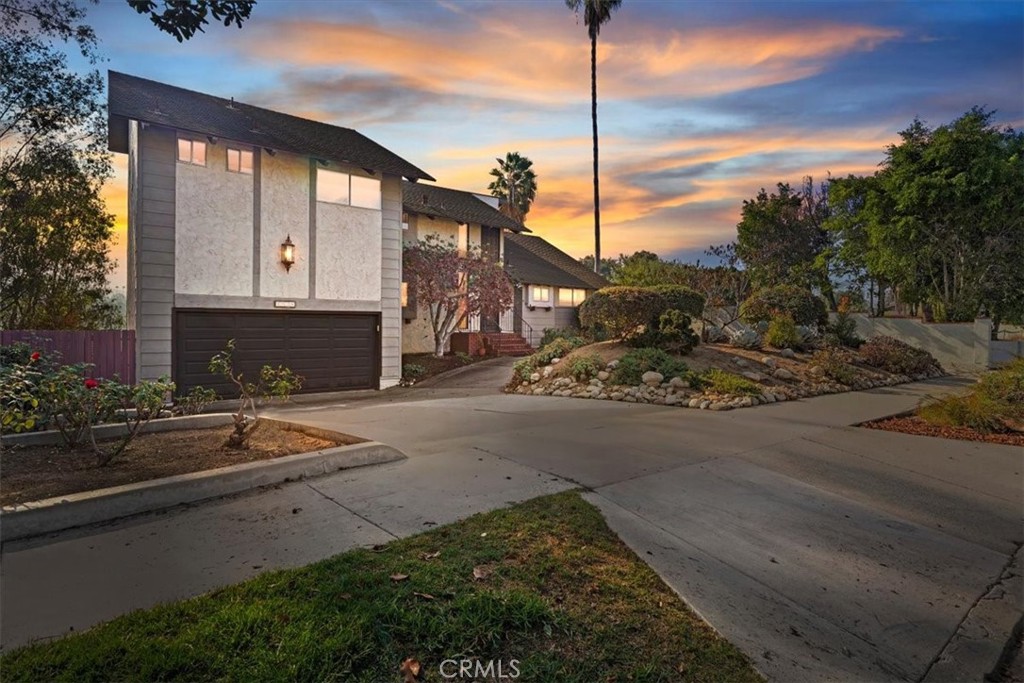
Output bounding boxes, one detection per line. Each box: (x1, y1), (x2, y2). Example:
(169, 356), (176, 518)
(260, 150), (310, 299)
(175, 141), (254, 296)
(316, 203), (382, 301)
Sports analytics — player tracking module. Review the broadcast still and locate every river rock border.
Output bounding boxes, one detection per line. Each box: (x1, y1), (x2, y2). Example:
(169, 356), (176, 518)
(510, 357), (945, 411)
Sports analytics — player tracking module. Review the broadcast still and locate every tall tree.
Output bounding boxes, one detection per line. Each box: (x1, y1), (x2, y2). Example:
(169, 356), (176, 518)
(735, 179), (834, 304)
(487, 152), (537, 222)
(829, 108), (1023, 325)
(1, 143), (120, 329)
(565, 0), (622, 273)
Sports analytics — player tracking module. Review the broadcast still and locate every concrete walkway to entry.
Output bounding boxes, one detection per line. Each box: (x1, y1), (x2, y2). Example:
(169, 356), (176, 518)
(1, 374), (1020, 682)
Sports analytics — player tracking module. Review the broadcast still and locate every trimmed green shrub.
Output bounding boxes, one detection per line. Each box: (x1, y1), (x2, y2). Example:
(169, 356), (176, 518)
(765, 314), (800, 349)
(825, 311), (863, 348)
(612, 348), (694, 386)
(534, 337), (587, 366)
(740, 285), (828, 328)
(539, 326), (582, 348)
(579, 287), (667, 340)
(812, 348), (857, 385)
(567, 353), (604, 381)
(859, 336), (941, 375)
(629, 309), (699, 355)
(976, 357), (1024, 411)
(701, 369), (761, 395)
(513, 357), (536, 381)
(647, 285), (705, 318)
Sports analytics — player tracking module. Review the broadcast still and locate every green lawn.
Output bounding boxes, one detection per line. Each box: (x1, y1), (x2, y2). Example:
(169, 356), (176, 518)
(1, 492), (761, 682)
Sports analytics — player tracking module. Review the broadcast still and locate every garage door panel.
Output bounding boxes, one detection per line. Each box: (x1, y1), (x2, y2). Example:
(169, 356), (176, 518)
(175, 310), (378, 395)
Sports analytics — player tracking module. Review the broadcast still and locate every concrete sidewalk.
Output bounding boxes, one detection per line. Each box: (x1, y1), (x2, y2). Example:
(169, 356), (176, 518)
(2, 376), (1020, 682)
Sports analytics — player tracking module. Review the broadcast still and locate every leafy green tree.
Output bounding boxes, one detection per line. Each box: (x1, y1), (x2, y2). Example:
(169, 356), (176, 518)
(829, 108), (1024, 326)
(578, 254), (619, 279)
(0, 143), (121, 328)
(610, 250), (694, 287)
(488, 152), (537, 222)
(735, 178), (834, 305)
(126, 0), (255, 41)
(565, 0), (623, 272)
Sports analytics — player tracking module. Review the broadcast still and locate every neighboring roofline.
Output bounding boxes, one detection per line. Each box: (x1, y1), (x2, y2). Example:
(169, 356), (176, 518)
(401, 180), (529, 233)
(504, 233), (609, 290)
(107, 70), (434, 181)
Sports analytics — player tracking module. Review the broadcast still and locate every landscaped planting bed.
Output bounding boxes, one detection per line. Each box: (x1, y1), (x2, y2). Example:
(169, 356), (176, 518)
(862, 416), (1024, 446)
(400, 351), (483, 385)
(0, 492), (761, 682)
(507, 338), (945, 411)
(1, 422), (365, 507)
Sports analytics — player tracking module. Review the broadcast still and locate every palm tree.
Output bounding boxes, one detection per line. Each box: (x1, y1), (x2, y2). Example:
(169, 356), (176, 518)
(565, 0), (622, 272)
(488, 152), (537, 222)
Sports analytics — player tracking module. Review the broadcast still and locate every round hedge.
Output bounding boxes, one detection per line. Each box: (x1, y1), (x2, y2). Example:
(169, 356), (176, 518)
(739, 285), (828, 328)
(579, 287), (666, 339)
(647, 285), (705, 318)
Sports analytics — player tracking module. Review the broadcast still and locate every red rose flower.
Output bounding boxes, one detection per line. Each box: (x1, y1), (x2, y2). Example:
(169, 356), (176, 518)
(30, 351), (41, 361)
(84, 378), (99, 390)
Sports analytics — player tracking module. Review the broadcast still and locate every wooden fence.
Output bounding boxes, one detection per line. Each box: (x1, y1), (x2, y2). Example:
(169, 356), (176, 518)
(1, 330), (136, 383)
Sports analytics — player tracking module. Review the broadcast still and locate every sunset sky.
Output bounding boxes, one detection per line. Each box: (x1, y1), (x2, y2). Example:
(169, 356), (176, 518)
(86, 0), (1023, 291)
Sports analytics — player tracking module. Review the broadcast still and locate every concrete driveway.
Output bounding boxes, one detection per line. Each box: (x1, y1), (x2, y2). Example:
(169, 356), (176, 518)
(2, 374), (1020, 682)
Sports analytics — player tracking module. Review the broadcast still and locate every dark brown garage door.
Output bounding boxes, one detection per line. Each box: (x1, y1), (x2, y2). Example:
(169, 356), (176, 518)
(174, 310), (379, 395)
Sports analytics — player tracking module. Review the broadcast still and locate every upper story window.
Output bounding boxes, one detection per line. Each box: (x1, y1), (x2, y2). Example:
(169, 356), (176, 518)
(177, 138), (206, 166)
(351, 175), (382, 210)
(457, 223), (469, 256)
(402, 212), (410, 230)
(530, 285), (551, 305)
(316, 168), (381, 210)
(557, 288), (587, 307)
(226, 148), (253, 174)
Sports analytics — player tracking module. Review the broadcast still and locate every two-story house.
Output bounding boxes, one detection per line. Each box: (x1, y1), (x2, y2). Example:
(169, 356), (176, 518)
(108, 71), (433, 393)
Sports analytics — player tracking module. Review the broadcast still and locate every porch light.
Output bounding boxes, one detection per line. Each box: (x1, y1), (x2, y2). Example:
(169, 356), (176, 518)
(280, 234), (295, 271)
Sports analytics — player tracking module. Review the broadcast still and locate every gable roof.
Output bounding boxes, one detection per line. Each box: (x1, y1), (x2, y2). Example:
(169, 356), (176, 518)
(107, 71), (433, 181)
(402, 180), (526, 232)
(504, 233), (609, 290)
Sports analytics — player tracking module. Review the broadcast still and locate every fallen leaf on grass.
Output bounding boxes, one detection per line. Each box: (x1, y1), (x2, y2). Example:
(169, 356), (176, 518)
(420, 551), (440, 560)
(413, 592), (436, 601)
(400, 657), (422, 682)
(472, 565), (491, 581)
(390, 573), (410, 582)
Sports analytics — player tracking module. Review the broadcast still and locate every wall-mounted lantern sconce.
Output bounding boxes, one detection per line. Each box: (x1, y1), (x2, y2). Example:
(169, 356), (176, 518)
(280, 234), (295, 272)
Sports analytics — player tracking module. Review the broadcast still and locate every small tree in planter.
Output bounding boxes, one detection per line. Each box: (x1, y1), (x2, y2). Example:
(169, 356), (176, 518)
(403, 234), (514, 358)
(208, 340), (303, 449)
(88, 376), (175, 466)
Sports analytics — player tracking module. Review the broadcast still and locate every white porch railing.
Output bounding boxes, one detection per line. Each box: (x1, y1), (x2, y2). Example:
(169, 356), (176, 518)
(466, 307), (515, 333)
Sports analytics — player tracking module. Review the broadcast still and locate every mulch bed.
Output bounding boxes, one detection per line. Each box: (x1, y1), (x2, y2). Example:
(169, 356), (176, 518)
(402, 352), (483, 384)
(0, 422), (364, 507)
(862, 415), (1024, 446)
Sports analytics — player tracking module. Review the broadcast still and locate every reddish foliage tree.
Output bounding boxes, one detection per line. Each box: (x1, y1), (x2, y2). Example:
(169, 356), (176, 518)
(403, 235), (514, 357)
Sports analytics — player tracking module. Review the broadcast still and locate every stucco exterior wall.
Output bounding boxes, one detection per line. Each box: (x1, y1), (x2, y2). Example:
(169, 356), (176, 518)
(175, 141), (253, 296)
(260, 150), (310, 299)
(316, 202), (382, 302)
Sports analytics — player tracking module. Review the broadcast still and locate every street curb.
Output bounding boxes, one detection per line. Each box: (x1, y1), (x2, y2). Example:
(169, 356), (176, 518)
(0, 429), (406, 542)
(1, 413), (236, 448)
(922, 544), (1023, 682)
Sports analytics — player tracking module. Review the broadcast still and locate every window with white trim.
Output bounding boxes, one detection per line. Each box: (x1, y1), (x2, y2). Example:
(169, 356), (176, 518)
(529, 285), (551, 306)
(177, 138), (206, 166)
(401, 282), (409, 307)
(226, 148), (253, 174)
(557, 287), (587, 307)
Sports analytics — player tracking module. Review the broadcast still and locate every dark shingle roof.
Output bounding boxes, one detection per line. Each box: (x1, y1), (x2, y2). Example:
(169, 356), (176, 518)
(402, 181), (526, 232)
(107, 71), (433, 181)
(504, 233), (609, 290)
